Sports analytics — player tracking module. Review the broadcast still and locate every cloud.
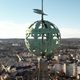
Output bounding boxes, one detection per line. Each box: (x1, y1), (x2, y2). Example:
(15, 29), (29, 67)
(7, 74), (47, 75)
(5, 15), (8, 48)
(0, 21), (30, 38)
(0, 21), (80, 38)
(60, 27), (80, 38)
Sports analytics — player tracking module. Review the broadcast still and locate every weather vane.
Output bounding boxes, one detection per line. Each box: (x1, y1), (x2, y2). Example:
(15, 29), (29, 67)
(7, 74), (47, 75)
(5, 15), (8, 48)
(25, 0), (61, 59)
(33, 0), (47, 20)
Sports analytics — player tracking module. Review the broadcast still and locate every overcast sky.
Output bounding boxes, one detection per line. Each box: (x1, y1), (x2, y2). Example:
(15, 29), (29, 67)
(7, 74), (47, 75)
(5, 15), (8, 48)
(0, 0), (80, 38)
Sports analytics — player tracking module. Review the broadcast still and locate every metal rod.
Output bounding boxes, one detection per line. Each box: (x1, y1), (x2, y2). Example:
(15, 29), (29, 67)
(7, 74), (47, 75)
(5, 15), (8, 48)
(41, 0), (44, 56)
(41, 0), (43, 21)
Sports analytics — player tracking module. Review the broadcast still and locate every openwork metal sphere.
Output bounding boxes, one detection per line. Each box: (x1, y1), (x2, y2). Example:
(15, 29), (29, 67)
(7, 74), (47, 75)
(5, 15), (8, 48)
(25, 20), (61, 57)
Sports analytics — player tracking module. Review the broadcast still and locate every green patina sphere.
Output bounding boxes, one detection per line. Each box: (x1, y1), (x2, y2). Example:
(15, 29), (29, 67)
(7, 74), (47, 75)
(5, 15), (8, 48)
(25, 20), (61, 57)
